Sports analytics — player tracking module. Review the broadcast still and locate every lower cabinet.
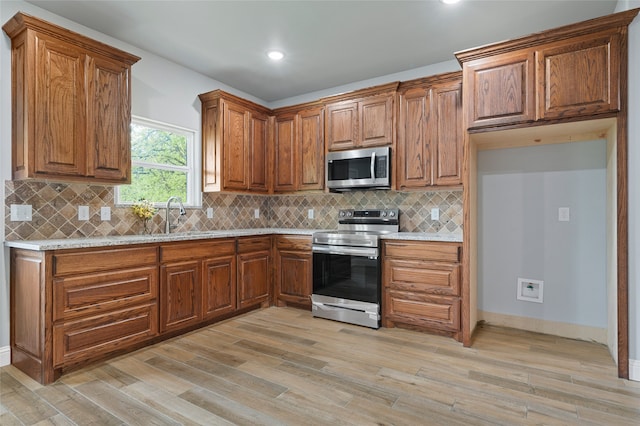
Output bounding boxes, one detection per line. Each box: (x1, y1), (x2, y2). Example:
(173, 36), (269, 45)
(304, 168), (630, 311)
(274, 235), (312, 309)
(10, 235), (277, 384)
(159, 239), (236, 333)
(237, 236), (272, 309)
(11, 245), (160, 384)
(382, 240), (462, 340)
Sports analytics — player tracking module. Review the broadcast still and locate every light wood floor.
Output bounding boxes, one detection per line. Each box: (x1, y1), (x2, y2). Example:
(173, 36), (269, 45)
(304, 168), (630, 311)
(2, 307), (640, 425)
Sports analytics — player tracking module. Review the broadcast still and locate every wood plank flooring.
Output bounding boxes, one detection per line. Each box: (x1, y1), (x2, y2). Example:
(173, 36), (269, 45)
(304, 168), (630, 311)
(2, 307), (640, 425)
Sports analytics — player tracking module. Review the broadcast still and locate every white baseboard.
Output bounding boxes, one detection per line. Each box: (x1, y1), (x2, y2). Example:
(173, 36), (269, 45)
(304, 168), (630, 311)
(0, 346), (10, 367)
(478, 311), (608, 344)
(630, 359), (640, 382)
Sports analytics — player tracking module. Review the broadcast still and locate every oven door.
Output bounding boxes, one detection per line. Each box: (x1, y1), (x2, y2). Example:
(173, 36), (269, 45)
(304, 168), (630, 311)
(312, 245), (380, 304)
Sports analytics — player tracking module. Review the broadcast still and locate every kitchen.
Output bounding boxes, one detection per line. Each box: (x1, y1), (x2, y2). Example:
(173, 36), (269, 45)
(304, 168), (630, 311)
(2, 0), (640, 424)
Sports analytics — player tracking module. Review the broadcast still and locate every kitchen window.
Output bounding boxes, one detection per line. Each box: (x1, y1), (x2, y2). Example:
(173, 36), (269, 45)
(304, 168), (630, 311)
(117, 116), (200, 207)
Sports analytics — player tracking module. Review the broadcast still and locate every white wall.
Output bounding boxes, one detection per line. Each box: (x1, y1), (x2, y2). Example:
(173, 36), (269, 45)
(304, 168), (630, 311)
(478, 141), (607, 332)
(615, 0), (640, 379)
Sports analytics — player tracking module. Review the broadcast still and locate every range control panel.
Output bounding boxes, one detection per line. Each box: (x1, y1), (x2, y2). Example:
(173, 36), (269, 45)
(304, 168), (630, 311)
(338, 209), (399, 223)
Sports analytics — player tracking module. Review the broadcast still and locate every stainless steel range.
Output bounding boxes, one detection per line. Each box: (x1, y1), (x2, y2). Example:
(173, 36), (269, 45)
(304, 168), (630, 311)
(311, 208), (399, 328)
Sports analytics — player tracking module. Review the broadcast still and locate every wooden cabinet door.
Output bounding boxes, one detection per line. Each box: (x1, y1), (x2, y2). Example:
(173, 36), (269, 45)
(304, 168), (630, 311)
(275, 249), (312, 308)
(160, 261), (201, 333)
(433, 81), (463, 186)
(398, 87), (432, 189)
(222, 100), (249, 190)
(237, 250), (271, 309)
(359, 94), (394, 147)
(274, 113), (297, 192)
(248, 110), (269, 192)
(298, 107), (324, 190)
(326, 101), (358, 151)
(87, 54), (131, 182)
(202, 255), (237, 320)
(538, 32), (620, 120)
(464, 50), (535, 129)
(34, 34), (86, 177)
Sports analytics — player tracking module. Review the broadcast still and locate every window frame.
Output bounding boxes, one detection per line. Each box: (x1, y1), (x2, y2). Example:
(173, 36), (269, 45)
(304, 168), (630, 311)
(116, 115), (201, 208)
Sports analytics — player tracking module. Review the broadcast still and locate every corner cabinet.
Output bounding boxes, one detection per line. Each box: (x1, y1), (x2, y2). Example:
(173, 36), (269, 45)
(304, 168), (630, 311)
(323, 82), (398, 151)
(382, 240), (462, 341)
(2, 12), (140, 184)
(273, 105), (324, 192)
(456, 11), (637, 130)
(397, 72), (463, 189)
(198, 90), (271, 193)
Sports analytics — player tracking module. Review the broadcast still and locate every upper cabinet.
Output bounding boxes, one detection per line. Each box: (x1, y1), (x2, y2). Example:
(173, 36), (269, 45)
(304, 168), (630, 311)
(397, 72), (463, 189)
(198, 90), (271, 193)
(2, 13), (140, 184)
(323, 83), (398, 151)
(273, 104), (324, 192)
(456, 10), (638, 131)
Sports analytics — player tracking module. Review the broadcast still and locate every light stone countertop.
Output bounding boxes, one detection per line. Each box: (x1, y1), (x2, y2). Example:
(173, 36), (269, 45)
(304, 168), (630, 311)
(4, 229), (463, 251)
(3, 228), (323, 251)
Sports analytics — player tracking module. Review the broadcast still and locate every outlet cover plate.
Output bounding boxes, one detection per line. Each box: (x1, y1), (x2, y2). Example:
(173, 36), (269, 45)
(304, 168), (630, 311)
(78, 206), (90, 221)
(100, 207), (111, 221)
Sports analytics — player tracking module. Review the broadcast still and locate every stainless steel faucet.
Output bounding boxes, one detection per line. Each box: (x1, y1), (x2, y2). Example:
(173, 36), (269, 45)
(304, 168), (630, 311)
(165, 196), (186, 234)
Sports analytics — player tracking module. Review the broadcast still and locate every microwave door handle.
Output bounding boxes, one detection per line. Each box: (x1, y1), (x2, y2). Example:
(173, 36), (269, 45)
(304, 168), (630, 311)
(370, 152), (376, 179)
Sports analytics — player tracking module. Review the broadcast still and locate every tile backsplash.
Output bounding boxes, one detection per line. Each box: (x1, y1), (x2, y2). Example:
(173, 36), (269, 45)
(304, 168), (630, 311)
(4, 180), (462, 240)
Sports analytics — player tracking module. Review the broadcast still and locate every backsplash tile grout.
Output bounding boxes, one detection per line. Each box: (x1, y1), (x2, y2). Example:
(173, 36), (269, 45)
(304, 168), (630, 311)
(4, 180), (462, 240)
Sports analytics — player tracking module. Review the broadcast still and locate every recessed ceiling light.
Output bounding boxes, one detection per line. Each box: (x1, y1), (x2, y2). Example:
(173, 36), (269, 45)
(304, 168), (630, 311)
(441, 0), (461, 4)
(267, 50), (284, 61)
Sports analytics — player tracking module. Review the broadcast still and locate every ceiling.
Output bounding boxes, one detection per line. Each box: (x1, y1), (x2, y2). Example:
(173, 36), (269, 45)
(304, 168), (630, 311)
(24, 0), (618, 103)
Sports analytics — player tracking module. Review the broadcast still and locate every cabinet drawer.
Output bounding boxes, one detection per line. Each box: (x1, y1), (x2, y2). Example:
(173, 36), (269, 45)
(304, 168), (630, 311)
(384, 259), (460, 296)
(53, 266), (158, 321)
(385, 290), (460, 332)
(54, 246), (158, 276)
(53, 303), (158, 367)
(237, 236), (271, 253)
(160, 239), (235, 263)
(383, 241), (460, 263)
(274, 235), (312, 251)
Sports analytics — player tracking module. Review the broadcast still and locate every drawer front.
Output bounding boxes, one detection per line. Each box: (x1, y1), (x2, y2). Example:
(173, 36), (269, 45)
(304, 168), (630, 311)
(383, 240), (460, 263)
(384, 259), (460, 296)
(53, 266), (158, 321)
(54, 246), (158, 276)
(385, 290), (460, 332)
(160, 239), (235, 263)
(53, 303), (158, 367)
(237, 236), (271, 254)
(274, 235), (312, 251)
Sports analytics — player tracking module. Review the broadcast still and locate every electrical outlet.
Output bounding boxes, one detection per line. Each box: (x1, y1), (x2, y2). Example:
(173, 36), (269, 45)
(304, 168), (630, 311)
(308, 209), (314, 220)
(78, 206), (90, 221)
(10, 204), (32, 221)
(254, 208), (260, 219)
(206, 207), (214, 219)
(100, 207), (111, 221)
(431, 208), (440, 221)
(558, 207), (570, 222)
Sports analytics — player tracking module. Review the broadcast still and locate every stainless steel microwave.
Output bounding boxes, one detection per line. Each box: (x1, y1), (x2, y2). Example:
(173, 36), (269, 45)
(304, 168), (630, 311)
(326, 146), (391, 192)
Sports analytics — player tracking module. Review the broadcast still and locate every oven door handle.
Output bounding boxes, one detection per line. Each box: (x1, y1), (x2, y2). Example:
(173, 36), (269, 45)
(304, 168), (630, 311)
(312, 245), (379, 258)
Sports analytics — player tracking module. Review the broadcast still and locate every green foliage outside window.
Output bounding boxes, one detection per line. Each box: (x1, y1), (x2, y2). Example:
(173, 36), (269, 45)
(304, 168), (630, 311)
(119, 122), (192, 205)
